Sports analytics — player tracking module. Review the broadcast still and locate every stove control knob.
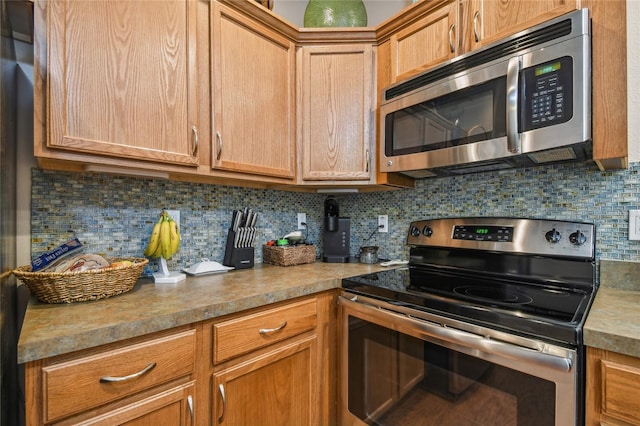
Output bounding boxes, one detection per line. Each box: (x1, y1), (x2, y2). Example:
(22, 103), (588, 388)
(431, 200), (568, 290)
(569, 230), (587, 246)
(410, 226), (421, 237)
(545, 228), (561, 244)
(422, 226), (433, 237)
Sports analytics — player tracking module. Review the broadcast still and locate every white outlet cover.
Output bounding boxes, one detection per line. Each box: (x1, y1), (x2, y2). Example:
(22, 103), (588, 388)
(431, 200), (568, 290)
(166, 210), (180, 229)
(629, 210), (640, 240)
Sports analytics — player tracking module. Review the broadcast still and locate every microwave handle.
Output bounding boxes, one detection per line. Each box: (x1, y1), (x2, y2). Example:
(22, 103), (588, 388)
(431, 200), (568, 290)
(506, 56), (521, 153)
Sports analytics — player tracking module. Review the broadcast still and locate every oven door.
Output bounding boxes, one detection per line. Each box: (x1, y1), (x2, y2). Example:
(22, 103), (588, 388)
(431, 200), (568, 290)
(339, 294), (578, 426)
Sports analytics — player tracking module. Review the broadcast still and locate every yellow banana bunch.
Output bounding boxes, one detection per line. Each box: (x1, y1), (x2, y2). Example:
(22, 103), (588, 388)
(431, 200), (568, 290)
(143, 213), (164, 257)
(143, 210), (181, 259)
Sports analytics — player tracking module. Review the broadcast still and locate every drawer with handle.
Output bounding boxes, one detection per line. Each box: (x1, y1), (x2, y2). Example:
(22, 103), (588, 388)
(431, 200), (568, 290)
(213, 298), (317, 364)
(42, 329), (196, 423)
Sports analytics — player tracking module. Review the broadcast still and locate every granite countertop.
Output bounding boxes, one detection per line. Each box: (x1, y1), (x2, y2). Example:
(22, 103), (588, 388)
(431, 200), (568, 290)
(18, 261), (388, 364)
(584, 260), (640, 358)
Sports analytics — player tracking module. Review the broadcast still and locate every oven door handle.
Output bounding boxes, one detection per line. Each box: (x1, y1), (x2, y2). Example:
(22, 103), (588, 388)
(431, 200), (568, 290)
(339, 296), (573, 373)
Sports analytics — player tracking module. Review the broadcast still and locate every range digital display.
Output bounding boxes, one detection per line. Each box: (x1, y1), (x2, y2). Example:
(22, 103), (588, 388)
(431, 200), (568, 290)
(453, 225), (513, 242)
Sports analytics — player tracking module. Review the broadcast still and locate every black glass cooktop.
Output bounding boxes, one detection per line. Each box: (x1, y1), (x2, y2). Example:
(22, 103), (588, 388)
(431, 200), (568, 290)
(342, 266), (595, 346)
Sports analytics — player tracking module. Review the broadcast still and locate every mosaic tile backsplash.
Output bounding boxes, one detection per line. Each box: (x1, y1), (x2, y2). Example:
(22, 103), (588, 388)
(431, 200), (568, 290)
(31, 160), (640, 275)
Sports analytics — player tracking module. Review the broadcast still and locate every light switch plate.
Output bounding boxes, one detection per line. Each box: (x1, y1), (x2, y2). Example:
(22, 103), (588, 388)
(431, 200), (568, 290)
(629, 210), (640, 240)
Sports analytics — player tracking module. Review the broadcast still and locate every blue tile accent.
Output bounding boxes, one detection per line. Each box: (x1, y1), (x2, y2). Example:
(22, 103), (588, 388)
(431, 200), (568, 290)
(31, 160), (640, 273)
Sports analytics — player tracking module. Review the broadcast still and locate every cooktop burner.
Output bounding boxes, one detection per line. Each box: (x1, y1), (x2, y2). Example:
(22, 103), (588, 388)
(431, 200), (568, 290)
(341, 218), (597, 347)
(452, 285), (534, 304)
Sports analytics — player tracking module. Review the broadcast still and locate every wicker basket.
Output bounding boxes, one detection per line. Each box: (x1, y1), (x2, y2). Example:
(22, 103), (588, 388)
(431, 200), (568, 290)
(13, 257), (149, 304)
(263, 245), (316, 267)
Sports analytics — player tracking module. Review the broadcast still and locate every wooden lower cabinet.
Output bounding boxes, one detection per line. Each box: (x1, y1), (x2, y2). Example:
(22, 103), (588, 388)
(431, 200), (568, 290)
(212, 336), (318, 425)
(25, 327), (197, 425)
(205, 292), (337, 425)
(586, 347), (640, 426)
(24, 293), (337, 425)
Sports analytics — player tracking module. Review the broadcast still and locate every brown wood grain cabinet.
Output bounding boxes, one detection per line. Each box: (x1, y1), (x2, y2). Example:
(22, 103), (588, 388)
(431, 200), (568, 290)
(461, 0), (578, 52)
(25, 293), (338, 425)
(204, 293), (336, 425)
(34, 0), (200, 169)
(210, 1), (296, 180)
(24, 327), (197, 425)
(297, 43), (375, 183)
(586, 347), (640, 426)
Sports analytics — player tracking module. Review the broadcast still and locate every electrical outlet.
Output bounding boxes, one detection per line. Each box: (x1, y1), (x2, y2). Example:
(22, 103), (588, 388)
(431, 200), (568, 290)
(297, 213), (307, 230)
(378, 215), (389, 233)
(629, 210), (640, 240)
(166, 210), (180, 230)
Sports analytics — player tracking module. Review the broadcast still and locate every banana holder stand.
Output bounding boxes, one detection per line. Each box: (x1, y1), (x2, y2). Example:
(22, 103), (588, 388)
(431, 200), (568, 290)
(154, 257), (186, 284)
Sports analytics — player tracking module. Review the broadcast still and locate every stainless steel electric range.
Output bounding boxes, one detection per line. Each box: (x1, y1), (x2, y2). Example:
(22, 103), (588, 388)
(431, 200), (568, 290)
(340, 217), (596, 426)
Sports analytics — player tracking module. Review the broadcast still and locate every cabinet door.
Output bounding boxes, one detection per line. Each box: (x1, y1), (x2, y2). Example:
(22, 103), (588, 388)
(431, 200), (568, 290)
(44, 0), (199, 166)
(66, 383), (196, 426)
(299, 44), (374, 181)
(463, 0), (578, 51)
(211, 2), (296, 179)
(213, 336), (318, 425)
(390, 0), (458, 82)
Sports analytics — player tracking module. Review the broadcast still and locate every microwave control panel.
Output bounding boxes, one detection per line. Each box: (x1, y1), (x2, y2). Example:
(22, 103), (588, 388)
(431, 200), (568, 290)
(520, 56), (574, 131)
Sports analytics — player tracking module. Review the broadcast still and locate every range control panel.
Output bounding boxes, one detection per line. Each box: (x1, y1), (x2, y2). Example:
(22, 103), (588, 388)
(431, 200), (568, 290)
(407, 218), (594, 259)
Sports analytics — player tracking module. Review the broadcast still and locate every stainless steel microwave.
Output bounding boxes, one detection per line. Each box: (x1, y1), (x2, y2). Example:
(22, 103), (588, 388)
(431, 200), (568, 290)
(379, 9), (591, 178)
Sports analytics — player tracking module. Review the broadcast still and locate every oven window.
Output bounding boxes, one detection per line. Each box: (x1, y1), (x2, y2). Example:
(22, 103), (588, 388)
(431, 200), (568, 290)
(384, 77), (507, 156)
(347, 316), (555, 426)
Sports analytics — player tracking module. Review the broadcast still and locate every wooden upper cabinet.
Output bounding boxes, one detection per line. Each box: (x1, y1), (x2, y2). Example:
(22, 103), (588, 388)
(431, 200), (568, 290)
(462, 0), (578, 52)
(390, 0), (459, 83)
(210, 1), (296, 179)
(298, 43), (374, 182)
(41, 0), (199, 166)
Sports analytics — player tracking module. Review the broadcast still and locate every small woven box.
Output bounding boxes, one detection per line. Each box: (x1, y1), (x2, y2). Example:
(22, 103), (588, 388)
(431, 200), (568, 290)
(263, 245), (316, 266)
(13, 257), (148, 304)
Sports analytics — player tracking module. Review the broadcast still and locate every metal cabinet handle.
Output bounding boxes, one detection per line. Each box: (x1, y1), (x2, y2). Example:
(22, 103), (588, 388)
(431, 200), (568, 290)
(448, 23), (456, 53)
(365, 149), (370, 173)
(258, 321), (287, 334)
(216, 131), (223, 160)
(191, 126), (199, 156)
(218, 383), (226, 423)
(187, 394), (194, 425)
(99, 362), (156, 383)
(473, 11), (481, 42)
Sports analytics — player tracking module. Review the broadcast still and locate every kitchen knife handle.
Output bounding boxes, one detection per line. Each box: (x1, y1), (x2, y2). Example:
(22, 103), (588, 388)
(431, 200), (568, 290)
(99, 362), (156, 383)
(216, 131), (223, 160)
(191, 126), (199, 156)
(218, 383), (226, 423)
(259, 321), (287, 334)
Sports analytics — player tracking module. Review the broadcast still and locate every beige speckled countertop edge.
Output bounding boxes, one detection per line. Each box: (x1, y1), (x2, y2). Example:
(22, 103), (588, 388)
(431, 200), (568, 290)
(583, 260), (640, 358)
(17, 262), (387, 364)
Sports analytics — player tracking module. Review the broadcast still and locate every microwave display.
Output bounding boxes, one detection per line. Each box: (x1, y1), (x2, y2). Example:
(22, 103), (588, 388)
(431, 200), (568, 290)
(520, 56), (574, 131)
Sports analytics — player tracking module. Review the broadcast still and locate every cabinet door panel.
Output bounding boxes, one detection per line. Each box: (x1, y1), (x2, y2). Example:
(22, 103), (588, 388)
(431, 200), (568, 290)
(391, 1), (458, 82)
(213, 337), (318, 425)
(67, 383), (195, 426)
(47, 0), (198, 165)
(299, 44), (373, 181)
(466, 0), (577, 51)
(211, 3), (295, 179)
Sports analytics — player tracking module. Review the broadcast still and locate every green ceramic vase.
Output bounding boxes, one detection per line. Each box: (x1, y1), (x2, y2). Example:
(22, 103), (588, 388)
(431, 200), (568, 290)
(303, 0), (368, 28)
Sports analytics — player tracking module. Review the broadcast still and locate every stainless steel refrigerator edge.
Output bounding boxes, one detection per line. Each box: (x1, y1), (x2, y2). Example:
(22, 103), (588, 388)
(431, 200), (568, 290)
(1, 1), (32, 424)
